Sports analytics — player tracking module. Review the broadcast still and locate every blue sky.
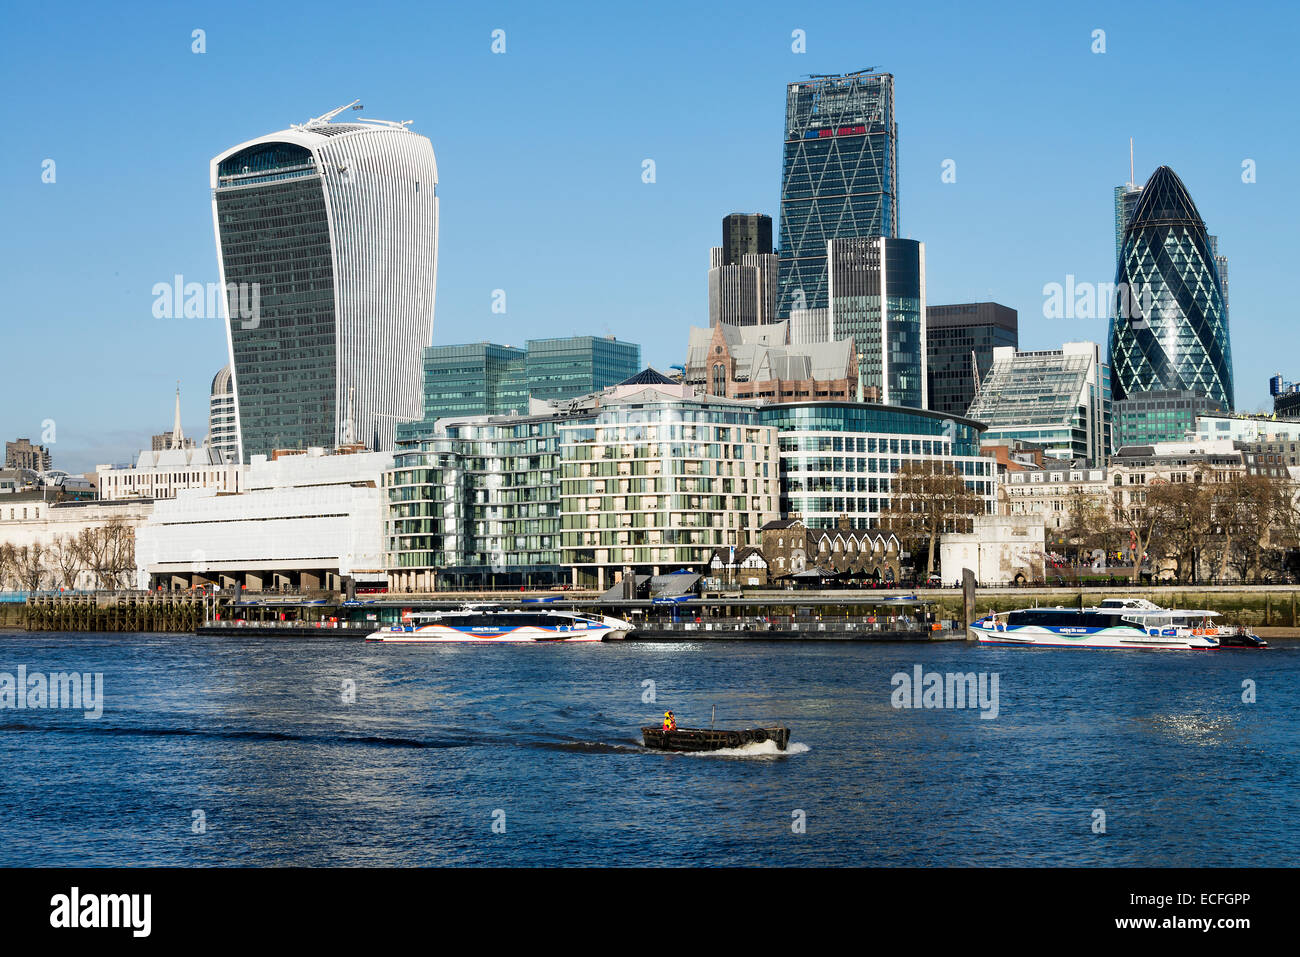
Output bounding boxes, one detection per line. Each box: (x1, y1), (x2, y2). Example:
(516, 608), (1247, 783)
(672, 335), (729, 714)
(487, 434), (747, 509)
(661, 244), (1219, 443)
(2, 0), (1295, 472)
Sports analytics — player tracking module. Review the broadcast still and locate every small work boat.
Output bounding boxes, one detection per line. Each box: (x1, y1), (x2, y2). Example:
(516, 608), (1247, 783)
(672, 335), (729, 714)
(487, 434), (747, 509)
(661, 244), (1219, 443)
(641, 725), (791, 752)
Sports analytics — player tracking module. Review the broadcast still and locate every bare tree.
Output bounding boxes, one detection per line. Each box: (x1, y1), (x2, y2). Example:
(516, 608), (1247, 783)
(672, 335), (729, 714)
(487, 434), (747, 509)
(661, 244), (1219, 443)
(0, 542), (16, 591)
(882, 461), (985, 576)
(49, 534), (86, 591)
(15, 543), (48, 592)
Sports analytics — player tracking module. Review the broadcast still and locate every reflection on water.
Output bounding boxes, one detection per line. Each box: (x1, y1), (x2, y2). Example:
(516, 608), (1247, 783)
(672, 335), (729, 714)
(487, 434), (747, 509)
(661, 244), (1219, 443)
(0, 632), (1296, 866)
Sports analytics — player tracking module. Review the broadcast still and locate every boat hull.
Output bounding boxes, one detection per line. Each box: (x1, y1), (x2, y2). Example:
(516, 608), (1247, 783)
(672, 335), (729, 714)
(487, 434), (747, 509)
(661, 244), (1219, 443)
(970, 623), (1218, 650)
(366, 623), (613, 643)
(641, 726), (791, 752)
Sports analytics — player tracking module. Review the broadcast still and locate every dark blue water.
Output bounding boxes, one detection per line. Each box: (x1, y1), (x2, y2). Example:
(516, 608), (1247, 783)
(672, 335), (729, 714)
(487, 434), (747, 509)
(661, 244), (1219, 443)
(0, 631), (1296, 866)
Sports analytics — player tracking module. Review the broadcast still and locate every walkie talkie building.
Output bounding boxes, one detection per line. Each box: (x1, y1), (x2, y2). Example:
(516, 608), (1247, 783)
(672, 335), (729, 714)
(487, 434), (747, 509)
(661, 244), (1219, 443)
(778, 71), (897, 319)
(1108, 166), (1233, 410)
(210, 102), (439, 461)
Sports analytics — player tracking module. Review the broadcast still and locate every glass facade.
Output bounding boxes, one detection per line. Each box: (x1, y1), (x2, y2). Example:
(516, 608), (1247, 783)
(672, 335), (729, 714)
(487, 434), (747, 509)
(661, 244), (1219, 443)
(385, 419), (563, 588)
(398, 336), (641, 439)
(559, 401), (778, 586)
(826, 237), (925, 407)
(409, 343), (528, 429)
(1109, 166), (1234, 409)
(925, 303), (1018, 417)
(966, 343), (1111, 466)
(216, 144), (338, 455)
(525, 337), (641, 403)
(759, 402), (993, 530)
(1112, 389), (1224, 449)
(778, 72), (897, 319)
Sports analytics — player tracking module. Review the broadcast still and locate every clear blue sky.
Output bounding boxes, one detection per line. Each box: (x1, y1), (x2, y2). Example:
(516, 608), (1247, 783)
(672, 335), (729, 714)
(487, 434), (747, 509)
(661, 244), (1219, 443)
(2, 0), (1295, 472)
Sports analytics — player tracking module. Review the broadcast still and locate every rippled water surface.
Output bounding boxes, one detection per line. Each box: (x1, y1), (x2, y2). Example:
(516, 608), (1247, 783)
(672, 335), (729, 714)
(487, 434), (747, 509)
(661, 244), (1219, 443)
(0, 632), (1295, 866)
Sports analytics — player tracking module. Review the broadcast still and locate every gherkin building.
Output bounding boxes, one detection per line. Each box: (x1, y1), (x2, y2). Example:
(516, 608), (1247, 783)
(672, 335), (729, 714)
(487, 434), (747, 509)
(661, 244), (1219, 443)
(1108, 166), (1233, 409)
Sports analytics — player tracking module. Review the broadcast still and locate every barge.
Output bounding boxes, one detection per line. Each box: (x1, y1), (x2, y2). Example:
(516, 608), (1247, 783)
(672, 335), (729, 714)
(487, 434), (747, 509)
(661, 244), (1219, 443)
(641, 725), (791, 752)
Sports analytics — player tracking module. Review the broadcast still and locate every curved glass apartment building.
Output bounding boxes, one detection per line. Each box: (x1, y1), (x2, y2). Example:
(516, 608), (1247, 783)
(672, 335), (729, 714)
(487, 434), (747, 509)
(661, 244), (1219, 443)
(211, 106), (439, 460)
(1108, 166), (1233, 409)
(385, 418), (562, 591)
(759, 402), (993, 530)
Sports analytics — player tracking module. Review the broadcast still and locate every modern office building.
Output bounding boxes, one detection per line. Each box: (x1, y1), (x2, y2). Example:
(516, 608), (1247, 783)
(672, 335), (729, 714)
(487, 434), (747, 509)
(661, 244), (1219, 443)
(1193, 412), (1300, 445)
(1112, 389), (1224, 450)
(1272, 374), (1300, 419)
(208, 366), (239, 463)
(709, 249), (779, 328)
(684, 321), (858, 403)
(210, 102), (439, 460)
(4, 438), (51, 473)
(966, 342), (1111, 467)
(398, 337), (640, 435)
(925, 302), (1019, 417)
(777, 70), (897, 318)
(791, 237), (926, 407)
(709, 214), (778, 327)
(1113, 182), (1144, 262)
(525, 336), (641, 403)
(411, 342), (529, 425)
(721, 213), (773, 265)
(151, 432), (196, 452)
(1117, 178), (1229, 320)
(1108, 166), (1233, 409)
(758, 402), (994, 531)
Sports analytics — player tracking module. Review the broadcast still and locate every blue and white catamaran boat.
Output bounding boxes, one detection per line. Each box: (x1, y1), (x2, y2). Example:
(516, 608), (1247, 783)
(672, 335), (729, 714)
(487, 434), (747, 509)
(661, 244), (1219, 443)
(366, 605), (633, 643)
(971, 598), (1223, 651)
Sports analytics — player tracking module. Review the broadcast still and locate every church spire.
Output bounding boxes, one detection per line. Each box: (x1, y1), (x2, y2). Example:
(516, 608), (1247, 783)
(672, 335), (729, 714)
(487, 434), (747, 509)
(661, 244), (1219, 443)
(171, 381), (185, 450)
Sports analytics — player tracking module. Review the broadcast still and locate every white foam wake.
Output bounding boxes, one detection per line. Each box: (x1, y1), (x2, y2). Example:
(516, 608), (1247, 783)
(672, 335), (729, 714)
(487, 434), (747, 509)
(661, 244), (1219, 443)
(687, 740), (811, 759)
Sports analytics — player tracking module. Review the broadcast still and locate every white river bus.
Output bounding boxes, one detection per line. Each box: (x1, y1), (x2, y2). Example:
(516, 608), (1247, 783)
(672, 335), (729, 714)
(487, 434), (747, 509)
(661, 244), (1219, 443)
(365, 605), (634, 644)
(970, 598), (1231, 651)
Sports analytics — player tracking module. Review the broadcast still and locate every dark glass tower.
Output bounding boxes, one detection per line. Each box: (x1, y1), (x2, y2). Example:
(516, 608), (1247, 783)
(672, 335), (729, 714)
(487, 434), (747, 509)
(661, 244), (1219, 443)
(1109, 166), (1233, 409)
(778, 71), (897, 319)
(720, 213), (773, 264)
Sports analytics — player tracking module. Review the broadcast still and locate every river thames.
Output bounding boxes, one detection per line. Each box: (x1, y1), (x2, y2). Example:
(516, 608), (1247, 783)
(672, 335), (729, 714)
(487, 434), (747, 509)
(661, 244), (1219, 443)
(0, 632), (1295, 866)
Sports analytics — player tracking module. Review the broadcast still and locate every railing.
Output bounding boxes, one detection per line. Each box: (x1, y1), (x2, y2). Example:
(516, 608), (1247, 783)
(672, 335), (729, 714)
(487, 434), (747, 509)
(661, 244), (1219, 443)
(204, 619), (373, 631)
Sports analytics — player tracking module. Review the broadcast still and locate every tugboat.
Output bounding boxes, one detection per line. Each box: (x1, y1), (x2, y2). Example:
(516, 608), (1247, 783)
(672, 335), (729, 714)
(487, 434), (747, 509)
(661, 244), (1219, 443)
(641, 724), (791, 752)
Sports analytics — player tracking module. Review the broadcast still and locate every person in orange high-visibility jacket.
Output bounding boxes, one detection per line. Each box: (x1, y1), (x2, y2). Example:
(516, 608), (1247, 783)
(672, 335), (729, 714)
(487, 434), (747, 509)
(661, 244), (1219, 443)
(663, 711), (676, 732)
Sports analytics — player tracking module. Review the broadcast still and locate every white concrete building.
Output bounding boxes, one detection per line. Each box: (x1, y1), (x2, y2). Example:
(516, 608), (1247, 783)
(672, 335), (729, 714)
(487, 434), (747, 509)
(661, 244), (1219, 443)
(940, 514), (1047, 586)
(97, 446), (242, 501)
(135, 448), (392, 592)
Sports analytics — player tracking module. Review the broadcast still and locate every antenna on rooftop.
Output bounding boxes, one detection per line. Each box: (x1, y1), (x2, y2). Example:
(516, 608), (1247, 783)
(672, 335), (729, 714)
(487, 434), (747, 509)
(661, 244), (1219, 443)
(293, 99), (361, 129)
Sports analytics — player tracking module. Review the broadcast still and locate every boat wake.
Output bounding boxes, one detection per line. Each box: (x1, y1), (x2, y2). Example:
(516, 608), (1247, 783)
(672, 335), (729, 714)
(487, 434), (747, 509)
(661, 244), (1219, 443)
(684, 740), (811, 759)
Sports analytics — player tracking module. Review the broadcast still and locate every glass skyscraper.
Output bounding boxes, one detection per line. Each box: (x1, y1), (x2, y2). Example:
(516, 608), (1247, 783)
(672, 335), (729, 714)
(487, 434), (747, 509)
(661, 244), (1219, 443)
(1109, 166), (1233, 409)
(777, 71), (897, 319)
(822, 237), (925, 408)
(211, 104), (439, 460)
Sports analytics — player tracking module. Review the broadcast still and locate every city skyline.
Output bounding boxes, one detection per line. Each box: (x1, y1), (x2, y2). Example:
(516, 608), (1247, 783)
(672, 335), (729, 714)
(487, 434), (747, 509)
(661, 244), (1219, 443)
(3, 0), (1292, 472)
